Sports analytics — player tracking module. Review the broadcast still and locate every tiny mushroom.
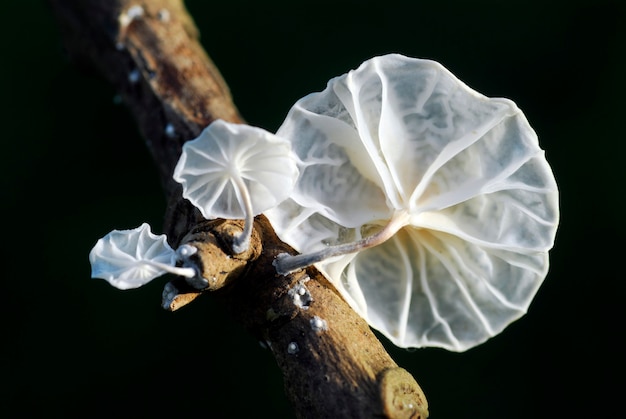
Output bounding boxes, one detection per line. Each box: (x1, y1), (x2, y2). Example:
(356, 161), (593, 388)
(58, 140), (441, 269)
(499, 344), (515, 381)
(310, 316), (329, 333)
(89, 223), (197, 290)
(119, 5), (144, 28)
(287, 342), (299, 354)
(173, 119), (299, 253)
(266, 54), (559, 352)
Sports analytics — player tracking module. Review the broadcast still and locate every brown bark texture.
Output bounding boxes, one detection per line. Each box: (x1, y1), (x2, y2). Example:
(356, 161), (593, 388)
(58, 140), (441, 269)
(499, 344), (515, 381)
(49, 1), (428, 417)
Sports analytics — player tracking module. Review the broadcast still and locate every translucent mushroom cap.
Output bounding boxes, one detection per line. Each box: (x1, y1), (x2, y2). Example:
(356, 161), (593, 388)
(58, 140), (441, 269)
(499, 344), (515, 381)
(173, 119), (299, 220)
(89, 223), (177, 290)
(266, 54), (559, 351)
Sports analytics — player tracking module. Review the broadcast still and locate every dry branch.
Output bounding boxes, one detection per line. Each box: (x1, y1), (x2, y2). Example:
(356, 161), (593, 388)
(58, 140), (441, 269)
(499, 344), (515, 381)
(49, 1), (428, 417)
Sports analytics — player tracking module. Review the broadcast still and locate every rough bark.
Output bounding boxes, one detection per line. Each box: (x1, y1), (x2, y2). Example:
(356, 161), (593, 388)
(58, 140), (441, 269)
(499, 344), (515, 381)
(49, 1), (428, 417)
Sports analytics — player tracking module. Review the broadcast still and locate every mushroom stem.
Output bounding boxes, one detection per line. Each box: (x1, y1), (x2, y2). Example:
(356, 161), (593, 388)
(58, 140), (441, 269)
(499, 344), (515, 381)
(231, 175), (254, 254)
(274, 211), (409, 275)
(143, 260), (197, 278)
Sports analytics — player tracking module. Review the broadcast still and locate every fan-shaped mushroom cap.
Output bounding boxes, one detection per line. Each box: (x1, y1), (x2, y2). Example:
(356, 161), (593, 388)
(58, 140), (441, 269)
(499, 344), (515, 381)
(266, 54), (559, 351)
(173, 119), (299, 221)
(90, 223), (180, 290)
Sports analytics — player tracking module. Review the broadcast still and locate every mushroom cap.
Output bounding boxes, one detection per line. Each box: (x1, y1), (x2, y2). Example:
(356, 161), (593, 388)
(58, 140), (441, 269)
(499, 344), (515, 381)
(265, 54), (559, 351)
(173, 119), (299, 220)
(89, 223), (176, 290)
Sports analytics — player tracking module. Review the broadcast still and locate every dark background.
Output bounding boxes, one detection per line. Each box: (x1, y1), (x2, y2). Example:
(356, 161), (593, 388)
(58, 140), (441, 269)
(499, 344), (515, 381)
(3, 0), (624, 417)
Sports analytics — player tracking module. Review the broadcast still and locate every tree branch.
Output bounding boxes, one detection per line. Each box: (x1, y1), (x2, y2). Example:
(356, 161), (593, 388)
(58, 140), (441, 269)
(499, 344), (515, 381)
(49, 1), (428, 417)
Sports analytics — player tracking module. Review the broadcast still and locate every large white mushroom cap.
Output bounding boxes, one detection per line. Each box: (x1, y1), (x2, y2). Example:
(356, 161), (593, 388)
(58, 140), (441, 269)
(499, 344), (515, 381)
(266, 54), (559, 351)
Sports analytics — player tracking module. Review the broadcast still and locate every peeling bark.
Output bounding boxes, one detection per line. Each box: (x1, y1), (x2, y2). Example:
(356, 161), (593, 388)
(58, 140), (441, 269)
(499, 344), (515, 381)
(49, 1), (428, 417)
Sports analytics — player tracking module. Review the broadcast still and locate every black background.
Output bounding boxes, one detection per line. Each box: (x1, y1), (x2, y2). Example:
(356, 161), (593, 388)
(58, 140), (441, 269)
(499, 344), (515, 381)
(3, 0), (624, 417)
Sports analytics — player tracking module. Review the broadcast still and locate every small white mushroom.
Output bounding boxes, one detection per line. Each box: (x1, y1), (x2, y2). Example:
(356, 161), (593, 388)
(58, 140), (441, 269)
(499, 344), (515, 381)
(287, 342), (299, 354)
(157, 9), (170, 22)
(161, 281), (179, 309)
(266, 54), (560, 352)
(287, 278), (313, 309)
(128, 69), (141, 84)
(119, 5), (144, 28)
(164, 123), (176, 138)
(89, 223), (196, 290)
(173, 119), (299, 253)
(310, 316), (328, 333)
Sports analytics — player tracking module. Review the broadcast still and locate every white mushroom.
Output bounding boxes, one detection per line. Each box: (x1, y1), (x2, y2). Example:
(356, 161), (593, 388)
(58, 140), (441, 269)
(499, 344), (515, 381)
(267, 54), (559, 351)
(173, 119), (299, 253)
(89, 223), (196, 290)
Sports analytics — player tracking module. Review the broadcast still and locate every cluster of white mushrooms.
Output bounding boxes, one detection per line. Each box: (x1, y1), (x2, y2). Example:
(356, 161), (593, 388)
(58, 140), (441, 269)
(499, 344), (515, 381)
(90, 54), (559, 351)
